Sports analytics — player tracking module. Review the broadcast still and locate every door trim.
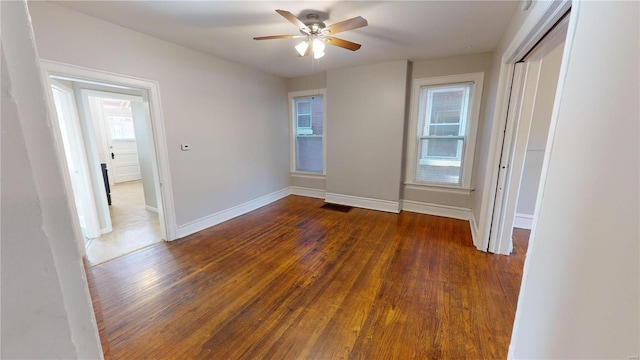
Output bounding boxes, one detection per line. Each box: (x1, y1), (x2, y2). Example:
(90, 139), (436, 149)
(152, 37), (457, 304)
(488, 61), (541, 254)
(475, 0), (571, 254)
(40, 60), (178, 241)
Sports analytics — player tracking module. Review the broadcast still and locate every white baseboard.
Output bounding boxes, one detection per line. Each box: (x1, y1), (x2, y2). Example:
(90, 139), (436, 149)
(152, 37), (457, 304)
(290, 186), (326, 199)
(469, 211), (482, 251)
(176, 187), (291, 239)
(401, 200), (471, 220)
(325, 193), (400, 213)
(145, 205), (158, 213)
(514, 213), (534, 229)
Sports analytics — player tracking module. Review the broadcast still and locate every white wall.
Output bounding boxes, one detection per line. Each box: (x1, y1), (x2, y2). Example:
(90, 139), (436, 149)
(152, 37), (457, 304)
(131, 99), (158, 209)
(27, 1), (289, 231)
(326, 60), (408, 209)
(510, 1), (639, 358)
(1, 1), (102, 358)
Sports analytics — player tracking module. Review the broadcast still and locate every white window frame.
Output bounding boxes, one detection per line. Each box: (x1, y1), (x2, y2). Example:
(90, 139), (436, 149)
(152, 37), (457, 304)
(289, 89), (327, 175)
(406, 73), (484, 189)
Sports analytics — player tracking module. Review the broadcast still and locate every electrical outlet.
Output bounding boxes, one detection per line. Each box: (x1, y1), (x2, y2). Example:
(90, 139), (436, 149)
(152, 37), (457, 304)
(181, 143), (191, 151)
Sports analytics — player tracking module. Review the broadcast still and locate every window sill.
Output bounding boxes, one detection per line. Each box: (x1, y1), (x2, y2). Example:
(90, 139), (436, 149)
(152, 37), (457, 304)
(404, 182), (474, 195)
(290, 172), (326, 179)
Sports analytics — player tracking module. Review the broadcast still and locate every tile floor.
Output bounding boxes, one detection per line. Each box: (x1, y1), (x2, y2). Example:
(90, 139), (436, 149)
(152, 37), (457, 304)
(86, 180), (162, 265)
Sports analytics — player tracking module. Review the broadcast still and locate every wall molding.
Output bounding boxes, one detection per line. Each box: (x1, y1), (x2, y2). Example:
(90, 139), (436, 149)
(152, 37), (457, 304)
(514, 213), (534, 230)
(290, 186), (326, 199)
(325, 193), (400, 213)
(176, 187), (291, 239)
(402, 200), (471, 220)
(145, 205), (158, 213)
(404, 183), (473, 195)
(290, 173), (326, 180)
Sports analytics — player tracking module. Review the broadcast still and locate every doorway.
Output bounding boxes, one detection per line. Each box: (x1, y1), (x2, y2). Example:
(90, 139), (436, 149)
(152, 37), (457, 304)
(488, 14), (569, 254)
(41, 61), (176, 265)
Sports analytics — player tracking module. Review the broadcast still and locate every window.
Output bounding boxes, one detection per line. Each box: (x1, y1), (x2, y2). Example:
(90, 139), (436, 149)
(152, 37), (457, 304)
(289, 89), (326, 174)
(107, 115), (136, 140)
(407, 73), (484, 188)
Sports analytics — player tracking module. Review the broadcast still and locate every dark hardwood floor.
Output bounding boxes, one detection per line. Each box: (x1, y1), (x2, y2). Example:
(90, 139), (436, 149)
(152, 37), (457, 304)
(86, 195), (529, 359)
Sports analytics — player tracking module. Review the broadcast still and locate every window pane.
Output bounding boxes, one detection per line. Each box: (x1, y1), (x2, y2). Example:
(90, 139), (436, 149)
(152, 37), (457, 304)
(293, 95), (324, 173)
(417, 138), (464, 185)
(433, 110), (461, 124)
(108, 116), (135, 140)
(421, 138), (461, 159)
(428, 124), (460, 136)
(416, 81), (473, 186)
(298, 114), (311, 128)
(296, 136), (323, 172)
(297, 101), (311, 114)
(431, 90), (464, 116)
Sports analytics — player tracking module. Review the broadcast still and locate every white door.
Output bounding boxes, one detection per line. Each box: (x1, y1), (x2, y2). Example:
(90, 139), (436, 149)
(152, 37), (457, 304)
(50, 81), (102, 242)
(100, 98), (142, 184)
(109, 136), (142, 184)
(84, 93), (142, 184)
(488, 62), (538, 254)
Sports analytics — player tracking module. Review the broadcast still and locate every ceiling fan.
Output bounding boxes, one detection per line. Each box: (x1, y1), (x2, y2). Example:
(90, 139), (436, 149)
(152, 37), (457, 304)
(253, 9), (368, 59)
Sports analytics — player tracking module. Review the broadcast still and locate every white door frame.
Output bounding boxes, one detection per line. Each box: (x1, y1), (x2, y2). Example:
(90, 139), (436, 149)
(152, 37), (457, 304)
(40, 60), (178, 242)
(487, 62), (529, 254)
(49, 80), (103, 241)
(475, 0), (572, 254)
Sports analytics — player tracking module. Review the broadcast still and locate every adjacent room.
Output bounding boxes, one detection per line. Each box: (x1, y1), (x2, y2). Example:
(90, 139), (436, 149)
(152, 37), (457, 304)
(2, 1), (638, 359)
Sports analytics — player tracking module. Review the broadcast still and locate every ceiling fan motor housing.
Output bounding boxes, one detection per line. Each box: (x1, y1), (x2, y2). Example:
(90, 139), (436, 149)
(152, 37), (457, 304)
(303, 14), (326, 34)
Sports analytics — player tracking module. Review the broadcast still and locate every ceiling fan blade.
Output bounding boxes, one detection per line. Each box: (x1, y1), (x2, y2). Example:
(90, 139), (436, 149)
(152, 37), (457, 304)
(324, 36), (362, 51)
(275, 9), (310, 32)
(325, 16), (368, 35)
(253, 35), (303, 40)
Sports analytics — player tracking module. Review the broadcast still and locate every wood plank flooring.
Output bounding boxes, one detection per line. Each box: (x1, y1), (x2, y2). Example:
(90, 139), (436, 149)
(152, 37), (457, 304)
(86, 196), (529, 359)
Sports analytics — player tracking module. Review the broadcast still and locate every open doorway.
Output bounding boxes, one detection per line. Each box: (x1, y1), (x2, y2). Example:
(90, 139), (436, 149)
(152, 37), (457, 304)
(488, 13), (569, 254)
(82, 89), (162, 264)
(43, 62), (174, 265)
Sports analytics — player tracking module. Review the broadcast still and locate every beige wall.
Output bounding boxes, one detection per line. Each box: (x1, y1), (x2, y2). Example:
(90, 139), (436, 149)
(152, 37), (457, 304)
(405, 52), (493, 208)
(28, 1), (289, 231)
(287, 72), (327, 92)
(412, 52), (493, 79)
(288, 53), (493, 207)
(326, 60), (408, 204)
(291, 175), (326, 190)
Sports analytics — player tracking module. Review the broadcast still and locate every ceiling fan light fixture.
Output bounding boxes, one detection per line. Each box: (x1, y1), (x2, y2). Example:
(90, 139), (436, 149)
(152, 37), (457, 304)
(312, 38), (326, 59)
(255, 9), (367, 59)
(295, 41), (309, 56)
(312, 38), (325, 52)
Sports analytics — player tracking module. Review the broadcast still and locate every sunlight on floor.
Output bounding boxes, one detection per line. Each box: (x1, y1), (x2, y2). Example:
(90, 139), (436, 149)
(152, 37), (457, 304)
(86, 180), (162, 265)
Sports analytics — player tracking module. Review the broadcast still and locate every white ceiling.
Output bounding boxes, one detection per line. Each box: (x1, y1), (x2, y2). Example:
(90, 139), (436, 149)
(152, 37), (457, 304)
(53, 1), (519, 78)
